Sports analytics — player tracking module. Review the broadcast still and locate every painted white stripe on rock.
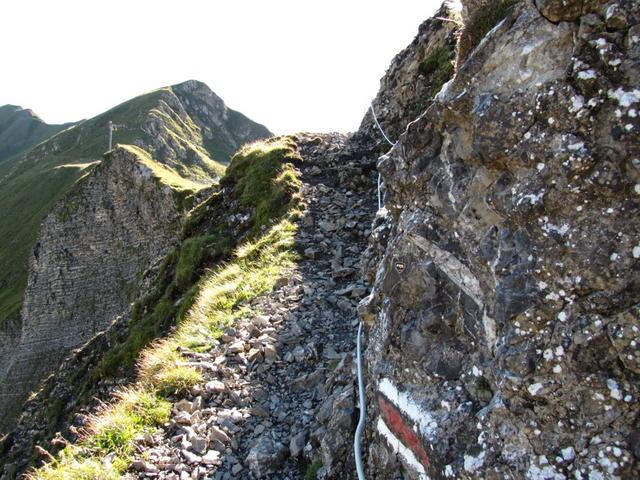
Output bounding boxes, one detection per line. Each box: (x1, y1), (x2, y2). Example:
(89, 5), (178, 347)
(377, 417), (430, 480)
(378, 378), (438, 440)
(408, 233), (484, 307)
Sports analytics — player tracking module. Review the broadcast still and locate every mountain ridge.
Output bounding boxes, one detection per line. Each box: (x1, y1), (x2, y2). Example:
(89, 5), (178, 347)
(0, 80), (270, 325)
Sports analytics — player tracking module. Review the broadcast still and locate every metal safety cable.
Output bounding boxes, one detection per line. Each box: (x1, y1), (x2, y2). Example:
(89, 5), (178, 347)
(354, 320), (366, 480)
(354, 103), (397, 480)
(369, 102), (395, 210)
(353, 103), (396, 479)
(369, 102), (395, 147)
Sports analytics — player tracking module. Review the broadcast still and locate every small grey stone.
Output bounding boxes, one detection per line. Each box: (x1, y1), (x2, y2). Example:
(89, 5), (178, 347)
(174, 411), (192, 425)
(205, 380), (226, 394)
(289, 430), (308, 458)
(245, 435), (288, 477)
(181, 449), (201, 464)
(174, 399), (193, 413)
(201, 450), (221, 465)
(190, 436), (207, 455)
(263, 344), (279, 362)
(209, 425), (231, 444)
(227, 340), (245, 353)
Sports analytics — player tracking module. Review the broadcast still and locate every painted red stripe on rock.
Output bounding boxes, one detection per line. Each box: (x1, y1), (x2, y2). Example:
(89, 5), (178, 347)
(378, 394), (431, 468)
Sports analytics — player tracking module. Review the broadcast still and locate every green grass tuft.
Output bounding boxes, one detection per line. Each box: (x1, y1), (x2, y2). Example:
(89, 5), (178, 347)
(304, 460), (323, 480)
(30, 390), (169, 480)
(419, 46), (455, 98)
(176, 234), (232, 289)
(29, 453), (120, 480)
(223, 137), (301, 235)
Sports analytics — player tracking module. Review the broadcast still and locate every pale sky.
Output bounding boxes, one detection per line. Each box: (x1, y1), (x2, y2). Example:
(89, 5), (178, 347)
(0, 0), (442, 134)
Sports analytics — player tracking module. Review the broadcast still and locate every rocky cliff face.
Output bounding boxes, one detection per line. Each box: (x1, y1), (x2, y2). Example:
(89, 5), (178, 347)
(355, 4), (457, 151)
(360, 0), (639, 478)
(0, 146), (184, 431)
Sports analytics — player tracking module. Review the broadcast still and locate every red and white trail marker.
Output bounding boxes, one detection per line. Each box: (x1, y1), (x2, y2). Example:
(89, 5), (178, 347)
(376, 378), (437, 479)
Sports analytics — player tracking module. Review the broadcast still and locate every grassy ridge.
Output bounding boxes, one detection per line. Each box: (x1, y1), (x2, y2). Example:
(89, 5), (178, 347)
(30, 138), (301, 479)
(98, 137), (300, 376)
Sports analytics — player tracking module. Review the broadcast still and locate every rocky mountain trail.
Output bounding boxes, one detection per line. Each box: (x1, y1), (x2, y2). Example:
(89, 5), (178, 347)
(124, 133), (378, 480)
(4, 1), (638, 479)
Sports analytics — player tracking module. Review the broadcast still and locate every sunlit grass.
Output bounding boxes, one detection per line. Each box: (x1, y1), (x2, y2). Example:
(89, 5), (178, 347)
(223, 137), (301, 234)
(31, 451), (119, 480)
(121, 144), (212, 191)
(30, 390), (170, 480)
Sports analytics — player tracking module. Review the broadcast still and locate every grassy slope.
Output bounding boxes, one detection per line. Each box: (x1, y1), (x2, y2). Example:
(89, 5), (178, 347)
(100, 137), (301, 377)
(0, 105), (71, 165)
(30, 138), (302, 479)
(0, 87), (227, 324)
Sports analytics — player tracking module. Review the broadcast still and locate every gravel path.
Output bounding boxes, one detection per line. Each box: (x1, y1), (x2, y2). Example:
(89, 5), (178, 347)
(129, 134), (377, 480)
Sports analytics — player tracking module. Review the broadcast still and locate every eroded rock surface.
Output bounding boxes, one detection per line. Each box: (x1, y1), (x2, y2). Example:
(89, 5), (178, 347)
(360, 0), (640, 478)
(0, 146), (184, 431)
(355, 3), (458, 151)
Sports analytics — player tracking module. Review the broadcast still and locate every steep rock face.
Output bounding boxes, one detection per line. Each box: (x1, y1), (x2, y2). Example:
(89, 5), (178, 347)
(171, 80), (272, 164)
(0, 146), (184, 431)
(360, 0), (639, 478)
(355, 5), (457, 150)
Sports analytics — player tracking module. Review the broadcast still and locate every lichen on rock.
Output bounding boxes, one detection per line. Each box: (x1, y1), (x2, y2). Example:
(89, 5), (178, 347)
(360, 0), (640, 478)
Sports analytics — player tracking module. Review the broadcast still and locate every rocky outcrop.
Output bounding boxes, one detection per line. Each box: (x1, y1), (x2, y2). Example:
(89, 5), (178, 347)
(359, 0), (639, 478)
(355, 4), (458, 151)
(171, 80), (272, 164)
(0, 146), (184, 431)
